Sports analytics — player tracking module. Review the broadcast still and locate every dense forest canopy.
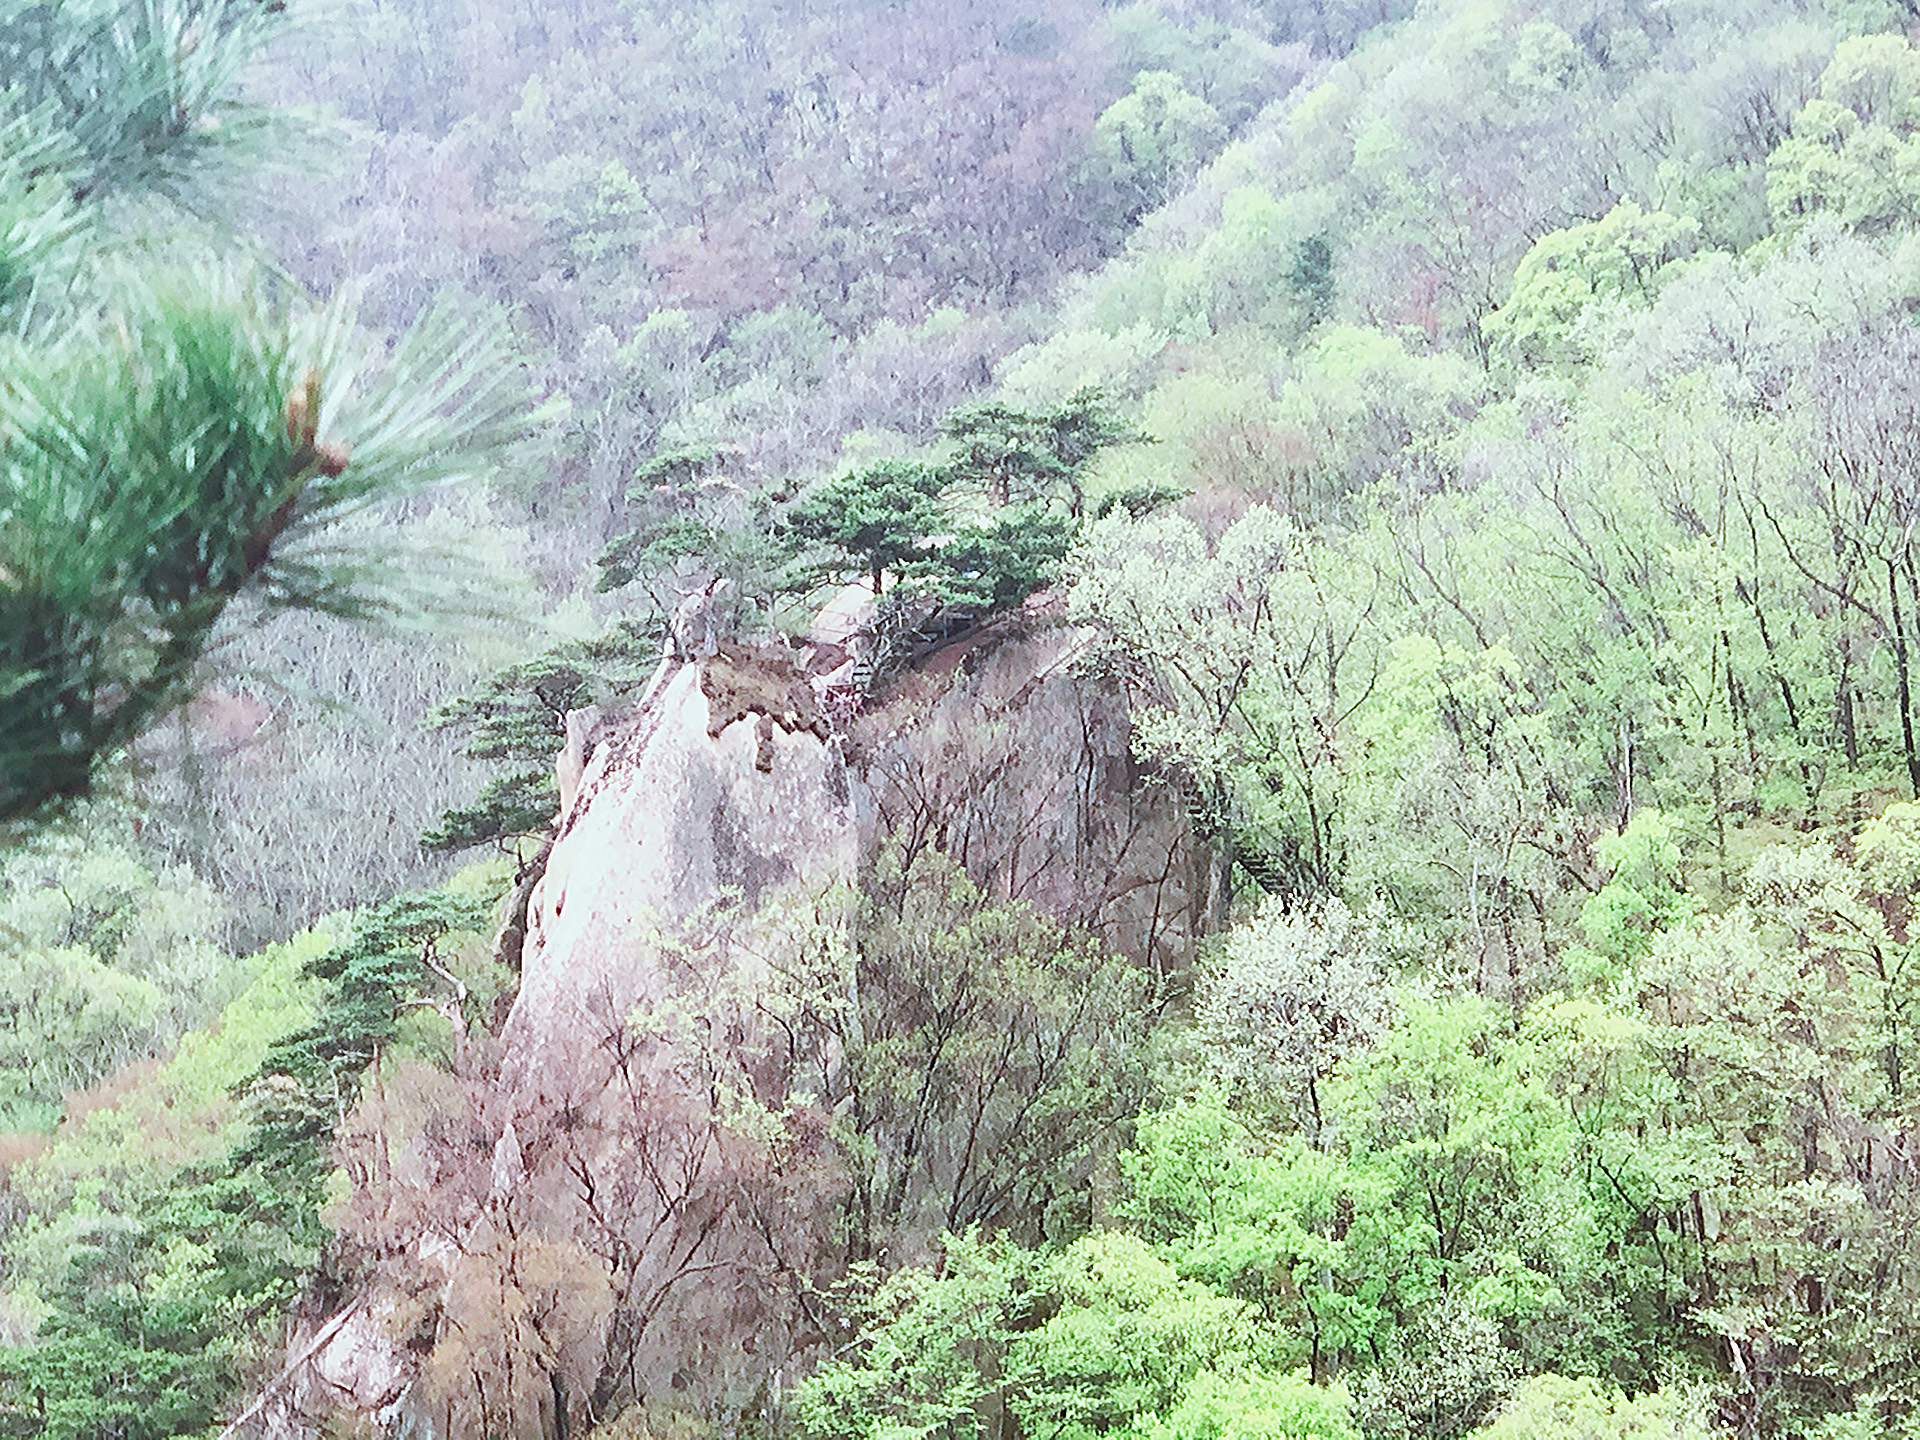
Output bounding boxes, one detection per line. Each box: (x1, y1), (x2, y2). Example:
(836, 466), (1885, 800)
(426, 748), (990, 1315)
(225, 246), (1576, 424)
(12, 0), (1920, 1436)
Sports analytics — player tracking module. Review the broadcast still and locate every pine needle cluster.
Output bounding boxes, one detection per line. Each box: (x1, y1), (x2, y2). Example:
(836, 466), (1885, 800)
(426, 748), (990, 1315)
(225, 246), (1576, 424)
(0, 0), (539, 825)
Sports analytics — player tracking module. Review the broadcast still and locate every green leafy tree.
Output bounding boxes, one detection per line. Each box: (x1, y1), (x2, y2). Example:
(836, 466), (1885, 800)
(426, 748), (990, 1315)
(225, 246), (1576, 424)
(1467, 1375), (1715, 1440)
(1194, 899), (1393, 1141)
(238, 885), (493, 1178)
(1016, 1232), (1266, 1440)
(595, 445), (797, 633)
(797, 1230), (1346, 1440)
(1118, 1094), (1364, 1382)
(778, 395), (1137, 683)
(595, 445), (736, 593)
(423, 622), (660, 855)
(1070, 503), (1375, 910)
(1575, 810), (1697, 971)
(797, 1233), (1038, 1440)
(1088, 71), (1228, 228)
(939, 389), (1137, 518)
(1153, 1367), (1360, 1440)
(1632, 880), (1920, 1430)
(1767, 36), (1920, 235)
(0, 920), (340, 1440)
(1484, 203), (1703, 370)
(0, 826), (233, 1125)
(0, 1153), (326, 1440)
(913, 505), (1083, 615)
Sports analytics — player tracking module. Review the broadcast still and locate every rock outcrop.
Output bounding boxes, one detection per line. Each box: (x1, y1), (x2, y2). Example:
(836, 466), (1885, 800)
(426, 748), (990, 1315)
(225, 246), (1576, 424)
(282, 642), (853, 1440)
(280, 617), (1201, 1440)
(508, 645), (850, 1068)
(849, 609), (1204, 985)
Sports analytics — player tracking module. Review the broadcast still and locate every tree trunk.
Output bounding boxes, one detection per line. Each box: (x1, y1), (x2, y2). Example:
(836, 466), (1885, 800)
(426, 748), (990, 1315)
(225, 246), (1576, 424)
(1891, 557), (1920, 796)
(1838, 647), (1860, 769)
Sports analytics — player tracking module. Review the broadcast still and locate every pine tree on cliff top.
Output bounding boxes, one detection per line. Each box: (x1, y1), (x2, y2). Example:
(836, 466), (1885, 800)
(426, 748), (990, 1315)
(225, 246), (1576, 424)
(0, 0), (534, 825)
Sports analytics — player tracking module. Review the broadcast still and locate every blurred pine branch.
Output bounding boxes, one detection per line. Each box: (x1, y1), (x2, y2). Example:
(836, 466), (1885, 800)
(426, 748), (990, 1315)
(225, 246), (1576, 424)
(0, 0), (542, 824)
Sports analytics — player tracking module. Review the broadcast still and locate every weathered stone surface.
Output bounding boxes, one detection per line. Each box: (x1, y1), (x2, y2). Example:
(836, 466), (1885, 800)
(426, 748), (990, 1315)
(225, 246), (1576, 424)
(286, 649), (855, 1440)
(283, 621), (1198, 1440)
(851, 616), (1202, 986)
(507, 653), (855, 1073)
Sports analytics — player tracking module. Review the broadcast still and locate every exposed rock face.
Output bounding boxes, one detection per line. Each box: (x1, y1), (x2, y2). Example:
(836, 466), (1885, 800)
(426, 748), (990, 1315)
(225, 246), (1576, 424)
(286, 645), (854, 1440)
(485, 644), (856, 1429)
(508, 648), (850, 1068)
(851, 613), (1203, 985)
(284, 622), (1200, 1440)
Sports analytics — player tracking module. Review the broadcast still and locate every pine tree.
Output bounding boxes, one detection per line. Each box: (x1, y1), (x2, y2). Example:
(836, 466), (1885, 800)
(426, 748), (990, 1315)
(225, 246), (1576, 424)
(0, 0), (535, 824)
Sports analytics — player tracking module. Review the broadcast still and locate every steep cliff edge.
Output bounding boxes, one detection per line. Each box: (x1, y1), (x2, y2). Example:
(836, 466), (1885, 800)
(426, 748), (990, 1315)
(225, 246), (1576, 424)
(288, 642), (855, 1439)
(849, 611), (1203, 985)
(506, 645), (851, 1070)
(282, 619), (1198, 1440)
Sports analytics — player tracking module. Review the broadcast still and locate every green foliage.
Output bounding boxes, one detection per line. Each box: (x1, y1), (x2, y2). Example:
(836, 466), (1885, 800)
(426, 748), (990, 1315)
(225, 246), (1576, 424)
(424, 772), (559, 857)
(775, 392), (1138, 674)
(0, 1291), (230, 1440)
(796, 1233), (1037, 1440)
(8, 885), (498, 1438)
(0, 916), (328, 1439)
(1130, 186), (1342, 344)
(1103, 6), (1297, 131)
(33, 1), (1920, 1435)
(798, 1229), (1353, 1440)
(3, 280), (536, 822)
(1000, 323), (1171, 409)
(597, 513), (716, 594)
(0, 112), (82, 318)
(7, 924), (321, 1235)
(1195, 899), (1393, 1136)
(1467, 1375), (1715, 1440)
(0, 944), (161, 1127)
(1121, 1098), (1359, 1351)
(1250, 0), (1417, 56)
(785, 459), (946, 592)
(1767, 36), (1920, 235)
(596, 446), (737, 592)
(1288, 235), (1336, 332)
(939, 388), (1139, 518)
(1154, 1368), (1360, 1440)
(423, 620), (659, 852)
(0, 0), (538, 825)
(0, 827), (233, 1121)
(3, 278), (324, 816)
(596, 446), (800, 622)
(1018, 1232), (1264, 1440)
(1576, 810), (1696, 970)
(0, 1155), (324, 1440)
(1093, 483), (1189, 522)
(239, 884), (492, 1171)
(0, 0), (289, 214)
(1071, 502), (1374, 897)
(909, 505), (1081, 615)
(1089, 71), (1228, 227)
(1484, 204), (1703, 369)
(778, 6), (1920, 1431)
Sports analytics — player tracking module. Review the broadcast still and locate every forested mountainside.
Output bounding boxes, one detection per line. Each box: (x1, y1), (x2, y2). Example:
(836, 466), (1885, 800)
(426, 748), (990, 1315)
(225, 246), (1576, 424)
(15, 0), (1920, 1436)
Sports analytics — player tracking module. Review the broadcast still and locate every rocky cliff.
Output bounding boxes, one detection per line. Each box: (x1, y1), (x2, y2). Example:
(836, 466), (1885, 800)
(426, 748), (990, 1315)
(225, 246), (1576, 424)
(281, 616), (1200, 1440)
(506, 646), (853, 1069)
